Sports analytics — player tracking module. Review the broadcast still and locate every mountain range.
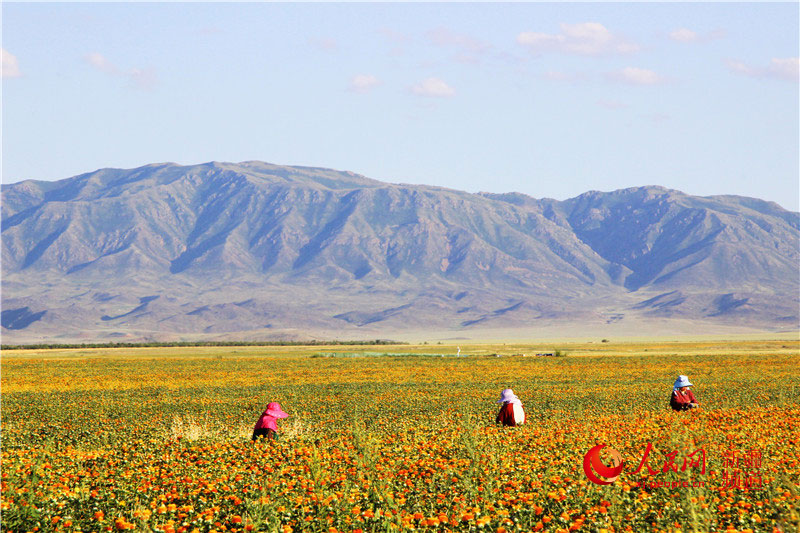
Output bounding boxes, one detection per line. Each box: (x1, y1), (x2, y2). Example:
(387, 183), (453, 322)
(2, 161), (798, 343)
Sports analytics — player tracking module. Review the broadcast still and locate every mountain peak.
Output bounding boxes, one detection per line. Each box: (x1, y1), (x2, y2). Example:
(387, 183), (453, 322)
(2, 162), (797, 341)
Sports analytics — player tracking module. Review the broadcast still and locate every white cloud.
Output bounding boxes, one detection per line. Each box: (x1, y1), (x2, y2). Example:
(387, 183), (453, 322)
(767, 58), (799, 81)
(669, 28), (699, 43)
(517, 22), (638, 56)
(411, 77), (455, 98)
(349, 74), (381, 93)
(86, 52), (157, 90)
(1, 48), (21, 78)
(726, 59), (754, 76)
(86, 52), (119, 74)
(669, 28), (726, 44)
(727, 57), (799, 82)
(517, 32), (561, 48)
(611, 67), (665, 86)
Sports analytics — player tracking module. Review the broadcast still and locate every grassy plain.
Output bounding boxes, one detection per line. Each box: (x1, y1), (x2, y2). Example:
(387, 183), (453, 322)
(2, 339), (799, 533)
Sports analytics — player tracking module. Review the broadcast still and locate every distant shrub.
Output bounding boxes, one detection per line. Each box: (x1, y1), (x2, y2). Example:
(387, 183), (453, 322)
(554, 349), (567, 357)
(0, 339), (407, 350)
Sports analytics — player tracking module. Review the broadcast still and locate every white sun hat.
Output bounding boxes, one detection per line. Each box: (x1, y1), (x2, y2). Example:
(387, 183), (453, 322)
(497, 388), (521, 404)
(673, 375), (693, 389)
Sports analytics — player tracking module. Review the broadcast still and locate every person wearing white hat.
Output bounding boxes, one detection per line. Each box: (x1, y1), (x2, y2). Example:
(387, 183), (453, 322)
(496, 388), (526, 426)
(670, 375), (700, 411)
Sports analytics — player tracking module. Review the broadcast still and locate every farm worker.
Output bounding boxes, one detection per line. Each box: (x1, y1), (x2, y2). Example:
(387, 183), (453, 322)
(252, 401), (288, 441)
(496, 388), (525, 426)
(670, 375), (700, 411)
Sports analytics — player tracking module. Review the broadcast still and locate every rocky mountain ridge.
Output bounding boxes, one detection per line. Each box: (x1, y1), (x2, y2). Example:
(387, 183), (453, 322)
(2, 161), (797, 342)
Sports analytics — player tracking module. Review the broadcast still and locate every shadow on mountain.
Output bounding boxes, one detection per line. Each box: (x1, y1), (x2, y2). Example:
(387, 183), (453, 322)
(293, 191), (360, 270)
(623, 220), (723, 290)
(1, 307), (47, 330)
(633, 291), (687, 310)
(708, 293), (750, 317)
(22, 226), (68, 269)
(461, 301), (524, 327)
(334, 303), (412, 326)
(67, 243), (134, 274)
(101, 296), (160, 321)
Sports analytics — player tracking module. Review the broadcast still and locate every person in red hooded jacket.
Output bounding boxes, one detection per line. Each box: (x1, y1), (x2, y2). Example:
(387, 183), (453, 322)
(496, 388), (526, 427)
(252, 401), (288, 441)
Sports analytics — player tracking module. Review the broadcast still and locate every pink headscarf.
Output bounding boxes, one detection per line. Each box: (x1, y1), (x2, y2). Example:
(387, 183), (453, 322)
(254, 402), (288, 431)
(266, 402), (288, 418)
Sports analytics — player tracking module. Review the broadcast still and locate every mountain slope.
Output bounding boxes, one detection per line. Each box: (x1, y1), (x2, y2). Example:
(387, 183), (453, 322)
(2, 162), (797, 342)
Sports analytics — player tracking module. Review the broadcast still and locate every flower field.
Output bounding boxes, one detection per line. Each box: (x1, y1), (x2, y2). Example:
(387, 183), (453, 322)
(2, 342), (799, 533)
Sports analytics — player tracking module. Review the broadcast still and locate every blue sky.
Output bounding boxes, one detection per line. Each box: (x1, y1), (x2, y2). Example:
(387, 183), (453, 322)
(3, 2), (799, 210)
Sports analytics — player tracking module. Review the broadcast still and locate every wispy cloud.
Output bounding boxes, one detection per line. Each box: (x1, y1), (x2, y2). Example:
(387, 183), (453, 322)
(543, 71), (589, 83)
(87, 52), (118, 74)
(669, 28), (699, 43)
(379, 27), (409, 45)
(517, 22), (639, 56)
(309, 38), (337, 52)
(668, 28), (726, 44)
(198, 27), (222, 36)
(86, 52), (158, 90)
(378, 27), (409, 56)
(349, 74), (381, 94)
(2, 48), (22, 78)
(427, 27), (487, 52)
(727, 57), (799, 82)
(128, 68), (157, 91)
(597, 99), (628, 110)
(609, 67), (666, 86)
(647, 113), (671, 123)
(427, 27), (491, 64)
(411, 77), (455, 98)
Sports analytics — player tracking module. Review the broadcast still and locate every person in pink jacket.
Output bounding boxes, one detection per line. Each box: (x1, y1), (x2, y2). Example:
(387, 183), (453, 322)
(252, 401), (288, 441)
